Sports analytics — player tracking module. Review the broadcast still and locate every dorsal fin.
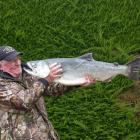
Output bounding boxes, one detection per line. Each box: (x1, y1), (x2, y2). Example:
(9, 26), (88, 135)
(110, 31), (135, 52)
(78, 53), (94, 61)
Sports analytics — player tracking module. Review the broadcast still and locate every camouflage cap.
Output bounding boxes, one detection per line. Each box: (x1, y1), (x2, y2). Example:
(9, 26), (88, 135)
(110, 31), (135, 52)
(0, 46), (22, 61)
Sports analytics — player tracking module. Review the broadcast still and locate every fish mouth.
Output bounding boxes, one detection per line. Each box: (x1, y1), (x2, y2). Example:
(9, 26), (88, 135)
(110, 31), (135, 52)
(23, 64), (38, 77)
(26, 62), (34, 71)
(23, 62), (36, 74)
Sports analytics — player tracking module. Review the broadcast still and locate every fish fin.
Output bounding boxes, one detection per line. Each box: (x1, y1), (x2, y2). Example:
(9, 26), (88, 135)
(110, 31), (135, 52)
(127, 57), (140, 80)
(78, 53), (94, 61)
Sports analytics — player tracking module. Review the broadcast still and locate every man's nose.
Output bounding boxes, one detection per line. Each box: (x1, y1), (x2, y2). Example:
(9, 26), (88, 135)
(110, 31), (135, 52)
(16, 60), (21, 65)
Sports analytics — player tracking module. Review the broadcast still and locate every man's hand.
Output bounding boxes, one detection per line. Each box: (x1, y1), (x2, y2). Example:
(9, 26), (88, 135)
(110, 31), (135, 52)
(45, 63), (62, 83)
(81, 74), (96, 87)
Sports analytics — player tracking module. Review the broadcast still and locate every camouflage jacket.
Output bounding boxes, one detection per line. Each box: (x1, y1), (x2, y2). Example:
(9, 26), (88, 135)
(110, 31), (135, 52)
(0, 69), (75, 140)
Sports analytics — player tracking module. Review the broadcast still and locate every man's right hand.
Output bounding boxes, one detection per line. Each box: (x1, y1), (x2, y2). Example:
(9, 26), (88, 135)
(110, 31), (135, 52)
(45, 63), (62, 83)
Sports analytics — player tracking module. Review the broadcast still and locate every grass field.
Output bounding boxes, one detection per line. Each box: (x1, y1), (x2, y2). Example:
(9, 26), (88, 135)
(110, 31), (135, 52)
(0, 0), (140, 139)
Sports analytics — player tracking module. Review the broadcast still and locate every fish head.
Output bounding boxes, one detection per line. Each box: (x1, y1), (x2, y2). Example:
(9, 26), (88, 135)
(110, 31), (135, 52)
(24, 61), (50, 78)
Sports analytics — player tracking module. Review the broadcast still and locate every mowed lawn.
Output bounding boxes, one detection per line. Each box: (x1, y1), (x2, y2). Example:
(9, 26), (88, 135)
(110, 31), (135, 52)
(0, 0), (140, 139)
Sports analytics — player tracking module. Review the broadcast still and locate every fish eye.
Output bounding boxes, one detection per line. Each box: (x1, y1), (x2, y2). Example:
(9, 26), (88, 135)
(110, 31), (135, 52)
(31, 63), (37, 68)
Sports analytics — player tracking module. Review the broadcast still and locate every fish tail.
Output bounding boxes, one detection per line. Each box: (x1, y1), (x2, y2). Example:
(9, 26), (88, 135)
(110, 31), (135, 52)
(127, 57), (140, 80)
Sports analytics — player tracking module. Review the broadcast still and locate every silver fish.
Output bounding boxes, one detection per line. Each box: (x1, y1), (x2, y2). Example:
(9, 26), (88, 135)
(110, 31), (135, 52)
(23, 53), (140, 86)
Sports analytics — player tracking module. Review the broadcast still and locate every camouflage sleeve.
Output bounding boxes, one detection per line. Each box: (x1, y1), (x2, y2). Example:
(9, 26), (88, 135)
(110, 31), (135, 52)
(44, 83), (79, 96)
(0, 81), (45, 111)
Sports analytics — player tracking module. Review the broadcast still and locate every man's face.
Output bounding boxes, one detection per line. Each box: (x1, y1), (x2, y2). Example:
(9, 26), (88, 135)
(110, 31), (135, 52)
(0, 56), (22, 78)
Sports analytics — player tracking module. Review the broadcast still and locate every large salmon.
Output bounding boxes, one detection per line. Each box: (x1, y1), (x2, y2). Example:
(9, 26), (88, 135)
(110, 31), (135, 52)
(24, 53), (140, 86)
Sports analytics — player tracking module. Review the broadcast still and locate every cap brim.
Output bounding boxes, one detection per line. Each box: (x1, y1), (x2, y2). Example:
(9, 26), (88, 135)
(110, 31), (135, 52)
(4, 52), (23, 61)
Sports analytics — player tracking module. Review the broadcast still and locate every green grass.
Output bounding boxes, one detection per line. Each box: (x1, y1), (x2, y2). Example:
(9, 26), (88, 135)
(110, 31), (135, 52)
(0, 0), (140, 139)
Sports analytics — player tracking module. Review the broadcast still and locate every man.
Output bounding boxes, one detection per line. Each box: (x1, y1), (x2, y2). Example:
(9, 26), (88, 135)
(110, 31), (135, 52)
(0, 46), (95, 140)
